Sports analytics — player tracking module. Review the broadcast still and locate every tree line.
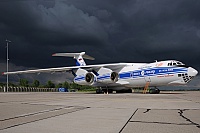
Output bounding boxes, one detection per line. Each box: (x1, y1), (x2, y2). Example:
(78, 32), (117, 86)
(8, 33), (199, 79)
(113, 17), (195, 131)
(0, 79), (96, 90)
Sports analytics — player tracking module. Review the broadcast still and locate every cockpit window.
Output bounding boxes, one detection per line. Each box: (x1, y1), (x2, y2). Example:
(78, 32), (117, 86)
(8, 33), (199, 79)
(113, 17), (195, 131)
(176, 61), (185, 67)
(168, 63), (172, 66)
(168, 61), (185, 67)
(177, 62), (182, 65)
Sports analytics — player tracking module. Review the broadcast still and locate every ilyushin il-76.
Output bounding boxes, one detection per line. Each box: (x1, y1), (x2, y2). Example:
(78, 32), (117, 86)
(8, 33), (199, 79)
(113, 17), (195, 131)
(3, 52), (198, 94)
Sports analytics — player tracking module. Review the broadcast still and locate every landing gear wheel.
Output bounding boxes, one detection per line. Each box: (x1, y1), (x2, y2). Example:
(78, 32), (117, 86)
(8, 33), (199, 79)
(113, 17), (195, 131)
(127, 89), (132, 93)
(96, 89), (103, 94)
(149, 88), (160, 94)
(156, 89), (160, 94)
(102, 89), (113, 94)
(116, 89), (132, 93)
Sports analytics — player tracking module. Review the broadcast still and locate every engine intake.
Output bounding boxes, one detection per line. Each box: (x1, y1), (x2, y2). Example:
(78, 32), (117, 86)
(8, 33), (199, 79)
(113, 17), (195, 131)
(98, 71), (119, 83)
(85, 72), (95, 84)
(74, 72), (96, 85)
(110, 72), (119, 82)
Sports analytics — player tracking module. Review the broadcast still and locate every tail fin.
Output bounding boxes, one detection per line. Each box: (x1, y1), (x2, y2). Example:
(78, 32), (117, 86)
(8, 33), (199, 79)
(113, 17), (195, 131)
(52, 52), (95, 66)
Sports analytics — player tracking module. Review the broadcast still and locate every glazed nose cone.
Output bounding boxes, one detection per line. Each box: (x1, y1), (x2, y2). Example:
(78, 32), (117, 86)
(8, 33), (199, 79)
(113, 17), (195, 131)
(188, 67), (198, 76)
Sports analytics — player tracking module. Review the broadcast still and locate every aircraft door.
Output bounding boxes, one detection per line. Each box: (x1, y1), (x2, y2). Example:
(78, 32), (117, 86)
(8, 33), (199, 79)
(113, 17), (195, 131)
(141, 70), (151, 82)
(144, 76), (151, 82)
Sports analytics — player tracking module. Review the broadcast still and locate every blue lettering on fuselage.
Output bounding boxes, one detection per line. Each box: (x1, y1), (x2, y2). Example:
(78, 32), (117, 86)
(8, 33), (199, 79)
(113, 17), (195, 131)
(120, 67), (187, 79)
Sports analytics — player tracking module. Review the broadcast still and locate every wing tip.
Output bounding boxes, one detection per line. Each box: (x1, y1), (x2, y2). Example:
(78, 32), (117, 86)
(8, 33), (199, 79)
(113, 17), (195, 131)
(2, 72), (5, 75)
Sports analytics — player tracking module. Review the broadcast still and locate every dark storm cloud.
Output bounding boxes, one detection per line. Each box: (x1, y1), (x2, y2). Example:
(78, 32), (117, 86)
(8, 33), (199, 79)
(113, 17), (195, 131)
(0, 0), (109, 67)
(0, 0), (200, 83)
(115, 0), (200, 64)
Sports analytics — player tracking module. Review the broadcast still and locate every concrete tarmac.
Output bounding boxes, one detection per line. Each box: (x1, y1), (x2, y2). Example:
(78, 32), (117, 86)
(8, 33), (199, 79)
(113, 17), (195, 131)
(0, 91), (199, 133)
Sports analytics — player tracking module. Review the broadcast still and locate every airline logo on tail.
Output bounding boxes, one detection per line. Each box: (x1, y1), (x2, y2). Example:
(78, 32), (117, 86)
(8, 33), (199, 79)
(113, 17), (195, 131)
(52, 52), (95, 66)
(76, 57), (85, 66)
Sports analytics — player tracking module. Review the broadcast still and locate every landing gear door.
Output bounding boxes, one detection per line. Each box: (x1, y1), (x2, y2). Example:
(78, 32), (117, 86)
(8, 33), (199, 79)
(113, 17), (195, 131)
(144, 76), (151, 82)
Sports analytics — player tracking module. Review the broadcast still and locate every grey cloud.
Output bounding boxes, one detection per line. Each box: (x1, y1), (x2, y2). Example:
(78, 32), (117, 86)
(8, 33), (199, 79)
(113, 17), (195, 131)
(37, 1), (108, 43)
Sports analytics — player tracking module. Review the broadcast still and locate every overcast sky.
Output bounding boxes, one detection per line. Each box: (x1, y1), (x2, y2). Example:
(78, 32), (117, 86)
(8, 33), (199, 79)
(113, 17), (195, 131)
(0, 0), (199, 85)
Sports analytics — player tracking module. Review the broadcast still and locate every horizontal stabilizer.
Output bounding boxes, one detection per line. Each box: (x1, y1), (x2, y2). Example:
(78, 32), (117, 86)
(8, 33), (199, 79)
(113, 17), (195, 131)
(52, 52), (95, 60)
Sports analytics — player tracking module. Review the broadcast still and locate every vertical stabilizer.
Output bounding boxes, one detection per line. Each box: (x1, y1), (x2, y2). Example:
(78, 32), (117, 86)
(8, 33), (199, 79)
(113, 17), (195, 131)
(52, 52), (95, 66)
(75, 52), (86, 66)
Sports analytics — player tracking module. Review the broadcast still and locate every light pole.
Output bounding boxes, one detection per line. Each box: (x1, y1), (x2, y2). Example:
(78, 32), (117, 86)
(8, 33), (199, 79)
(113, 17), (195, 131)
(6, 39), (11, 92)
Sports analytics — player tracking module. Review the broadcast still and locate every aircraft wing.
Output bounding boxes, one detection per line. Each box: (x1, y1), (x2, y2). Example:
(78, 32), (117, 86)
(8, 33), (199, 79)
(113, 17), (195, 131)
(2, 63), (128, 75)
(2, 66), (79, 75)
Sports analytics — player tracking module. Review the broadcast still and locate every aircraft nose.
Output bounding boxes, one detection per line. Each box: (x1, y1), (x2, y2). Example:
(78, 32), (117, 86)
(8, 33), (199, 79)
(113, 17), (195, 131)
(188, 67), (198, 76)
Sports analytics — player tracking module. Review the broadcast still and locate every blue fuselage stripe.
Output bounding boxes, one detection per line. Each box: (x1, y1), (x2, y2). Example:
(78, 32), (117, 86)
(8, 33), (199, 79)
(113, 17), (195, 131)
(74, 67), (187, 82)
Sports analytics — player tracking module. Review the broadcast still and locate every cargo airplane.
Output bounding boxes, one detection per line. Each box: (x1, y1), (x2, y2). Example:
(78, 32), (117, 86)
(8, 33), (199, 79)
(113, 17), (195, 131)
(2, 52), (198, 94)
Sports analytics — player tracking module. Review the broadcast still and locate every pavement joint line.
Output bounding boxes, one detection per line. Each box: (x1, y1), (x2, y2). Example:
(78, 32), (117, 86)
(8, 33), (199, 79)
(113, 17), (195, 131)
(129, 120), (193, 126)
(0, 106), (80, 121)
(0, 106), (89, 131)
(178, 109), (200, 129)
(127, 108), (200, 129)
(119, 108), (138, 133)
(0, 106), (89, 122)
(20, 102), (63, 107)
(0, 101), (28, 104)
(143, 109), (151, 113)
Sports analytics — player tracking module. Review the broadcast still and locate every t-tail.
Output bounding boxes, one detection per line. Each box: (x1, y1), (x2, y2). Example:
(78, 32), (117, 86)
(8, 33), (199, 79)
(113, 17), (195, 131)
(52, 52), (95, 66)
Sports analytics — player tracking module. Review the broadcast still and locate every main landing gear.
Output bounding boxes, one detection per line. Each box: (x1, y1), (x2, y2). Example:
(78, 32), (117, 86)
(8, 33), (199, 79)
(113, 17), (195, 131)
(116, 89), (132, 93)
(96, 88), (113, 94)
(149, 87), (160, 94)
(96, 88), (132, 94)
(96, 87), (160, 94)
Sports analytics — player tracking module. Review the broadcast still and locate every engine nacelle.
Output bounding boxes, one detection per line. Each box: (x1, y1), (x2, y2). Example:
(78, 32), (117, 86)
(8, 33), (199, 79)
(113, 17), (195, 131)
(74, 72), (96, 85)
(98, 71), (119, 83)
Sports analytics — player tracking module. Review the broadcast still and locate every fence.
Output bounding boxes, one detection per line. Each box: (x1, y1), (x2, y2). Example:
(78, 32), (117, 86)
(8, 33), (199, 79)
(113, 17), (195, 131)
(0, 86), (58, 92)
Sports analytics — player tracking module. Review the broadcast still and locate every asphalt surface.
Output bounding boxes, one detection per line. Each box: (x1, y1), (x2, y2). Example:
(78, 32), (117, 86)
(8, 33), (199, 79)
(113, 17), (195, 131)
(0, 91), (199, 133)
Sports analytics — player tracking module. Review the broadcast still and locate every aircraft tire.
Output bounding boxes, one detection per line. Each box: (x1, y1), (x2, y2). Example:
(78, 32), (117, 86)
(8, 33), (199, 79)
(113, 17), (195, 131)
(128, 89), (132, 93)
(116, 89), (132, 93)
(102, 89), (113, 94)
(96, 89), (103, 94)
(149, 88), (160, 94)
(108, 89), (113, 93)
(156, 89), (160, 94)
